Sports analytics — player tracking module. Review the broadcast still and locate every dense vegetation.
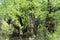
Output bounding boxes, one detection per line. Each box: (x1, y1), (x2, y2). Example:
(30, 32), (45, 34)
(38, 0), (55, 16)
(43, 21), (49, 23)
(0, 0), (60, 40)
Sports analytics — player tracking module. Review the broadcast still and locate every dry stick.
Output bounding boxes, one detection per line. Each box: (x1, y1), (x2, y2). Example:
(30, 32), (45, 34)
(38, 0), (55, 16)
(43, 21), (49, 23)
(44, 0), (55, 40)
(47, 0), (56, 32)
(47, 0), (52, 14)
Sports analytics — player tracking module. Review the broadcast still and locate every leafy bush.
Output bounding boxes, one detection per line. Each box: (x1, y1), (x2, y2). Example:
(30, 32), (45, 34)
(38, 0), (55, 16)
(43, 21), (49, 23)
(0, 0), (60, 40)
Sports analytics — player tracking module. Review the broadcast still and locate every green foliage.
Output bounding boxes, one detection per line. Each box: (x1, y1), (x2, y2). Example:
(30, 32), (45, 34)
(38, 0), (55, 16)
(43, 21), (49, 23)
(0, 0), (60, 40)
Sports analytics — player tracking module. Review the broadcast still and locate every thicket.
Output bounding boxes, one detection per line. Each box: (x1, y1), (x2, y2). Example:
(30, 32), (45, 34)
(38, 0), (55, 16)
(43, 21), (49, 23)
(0, 0), (60, 40)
